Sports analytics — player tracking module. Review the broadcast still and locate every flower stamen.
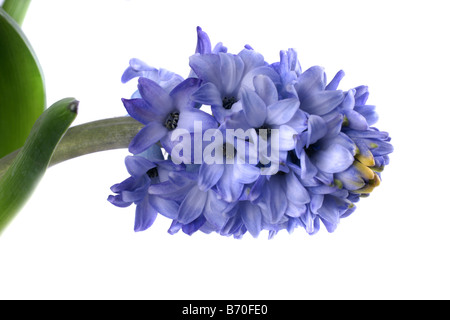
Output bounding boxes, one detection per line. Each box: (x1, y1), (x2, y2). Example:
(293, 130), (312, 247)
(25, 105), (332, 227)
(146, 167), (158, 178)
(165, 112), (180, 130)
(222, 96), (237, 110)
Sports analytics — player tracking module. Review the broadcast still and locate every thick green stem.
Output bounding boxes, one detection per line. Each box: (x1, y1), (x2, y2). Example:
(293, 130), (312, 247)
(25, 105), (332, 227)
(0, 116), (144, 179)
(2, 0), (31, 26)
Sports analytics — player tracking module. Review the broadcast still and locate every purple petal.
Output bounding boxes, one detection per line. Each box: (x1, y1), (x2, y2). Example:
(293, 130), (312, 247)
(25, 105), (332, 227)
(195, 26), (212, 54)
(285, 171), (310, 205)
(295, 66), (326, 99)
(238, 48), (265, 74)
(177, 108), (218, 132)
(277, 125), (297, 151)
(219, 53), (245, 95)
(178, 187), (207, 224)
(233, 164), (260, 184)
(191, 82), (223, 106)
(134, 197), (158, 232)
(240, 66), (280, 91)
(341, 89), (355, 110)
(240, 201), (262, 238)
(241, 88), (267, 128)
(354, 105), (378, 126)
(121, 58), (157, 83)
(138, 78), (174, 113)
(253, 75), (278, 106)
(148, 195), (179, 219)
(216, 165), (244, 202)
(266, 98), (300, 126)
(107, 194), (132, 208)
(286, 109), (308, 134)
(170, 78), (201, 110)
(325, 70), (345, 91)
(125, 155), (155, 178)
(306, 115), (327, 147)
(311, 143), (354, 173)
(189, 54), (221, 87)
(203, 190), (231, 228)
(122, 98), (165, 124)
(129, 123), (168, 154)
(310, 194), (324, 213)
(198, 163), (225, 191)
(345, 109), (369, 130)
(300, 90), (344, 115)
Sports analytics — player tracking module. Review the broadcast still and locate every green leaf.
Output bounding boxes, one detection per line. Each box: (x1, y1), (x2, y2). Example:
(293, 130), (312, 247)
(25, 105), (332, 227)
(0, 7), (46, 158)
(2, 0), (31, 26)
(0, 97), (78, 235)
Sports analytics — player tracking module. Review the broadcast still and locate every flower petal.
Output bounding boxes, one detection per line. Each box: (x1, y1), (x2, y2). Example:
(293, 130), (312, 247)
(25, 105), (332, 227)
(189, 54), (221, 87)
(266, 98), (300, 126)
(312, 143), (354, 173)
(198, 163), (225, 191)
(238, 48), (265, 74)
(191, 82), (223, 106)
(128, 123), (167, 154)
(203, 190), (231, 228)
(178, 187), (207, 224)
(134, 197), (158, 232)
(325, 70), (345, 91)
(345, 109), (369, 130)
(285, 171), (310, 205)
(138, 77), (174, 112)
(233, 164), (260, 184)
(295, 66), (326, 99)
(241, 88), (267, 128)
(277, 125), (297, 151)
(306, 114), (327, 147)
(253, 75), (278, 106)
(195, 26), (212, 54)
(148, 195), (179, 219)
(170, 78), (201, 110)
(241, 201), (262, 238)
(300, 90), (344, 115)
(177, 107), (218, 132)
(219, 53), (245, 95)
(125, 155), (155, 178)
(122, 98), (165, 124)
(216, 164), (245, 202)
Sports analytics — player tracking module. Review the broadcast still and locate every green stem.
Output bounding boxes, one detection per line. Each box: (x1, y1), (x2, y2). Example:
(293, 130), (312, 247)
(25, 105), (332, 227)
(2, 0), (31, 26)
(0, 116), (144, 179)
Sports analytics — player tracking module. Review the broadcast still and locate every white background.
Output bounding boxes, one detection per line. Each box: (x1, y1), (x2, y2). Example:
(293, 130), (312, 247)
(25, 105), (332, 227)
(0, 0), (449, 300)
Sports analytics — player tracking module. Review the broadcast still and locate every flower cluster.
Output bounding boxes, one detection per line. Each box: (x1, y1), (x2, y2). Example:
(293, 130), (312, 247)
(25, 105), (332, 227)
(108, 27), (393, 238)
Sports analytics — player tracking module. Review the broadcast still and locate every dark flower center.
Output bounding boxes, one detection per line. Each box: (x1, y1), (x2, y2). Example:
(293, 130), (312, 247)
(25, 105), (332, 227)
(222, 143), (236, 160)
(222, 96), (237, 110)
(146, 167), (159, 178)
(256, 124), (271, 137)
(165, 112), (180, 130)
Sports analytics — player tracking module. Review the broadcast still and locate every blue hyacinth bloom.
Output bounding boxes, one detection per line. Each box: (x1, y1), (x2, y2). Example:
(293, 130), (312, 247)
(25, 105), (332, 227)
(108, 145), (184, 231)
(122, 77), (218, 155)
(110, 27), (394, 238)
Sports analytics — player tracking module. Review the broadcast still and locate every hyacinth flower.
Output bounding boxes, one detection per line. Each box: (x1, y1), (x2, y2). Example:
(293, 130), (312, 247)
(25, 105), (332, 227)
(189, 49), (280, 123)
(121, 58), (184, 96)
(105, 27), (394, 239)
(107, 145), (184, 231)
(122, 77), (218, 155)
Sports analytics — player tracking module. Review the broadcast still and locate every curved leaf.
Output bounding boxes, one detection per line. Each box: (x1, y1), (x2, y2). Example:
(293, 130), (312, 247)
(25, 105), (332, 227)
(0, 97), (78, 235)
(0, 7), (46, 158)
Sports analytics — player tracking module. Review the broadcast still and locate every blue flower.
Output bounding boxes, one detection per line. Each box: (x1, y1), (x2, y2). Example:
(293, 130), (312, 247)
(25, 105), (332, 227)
(108, 145), (184, 231)
(148, 167), (236, 235)
(121, 58), (184, 95)
(122, 77), (217, 155)
(189, 49), (280, 123)
(111, 27), (394, 238)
